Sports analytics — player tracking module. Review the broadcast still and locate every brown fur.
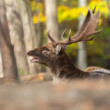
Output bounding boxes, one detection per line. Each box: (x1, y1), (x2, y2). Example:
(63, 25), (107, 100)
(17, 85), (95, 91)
(27, 43), (110, 80)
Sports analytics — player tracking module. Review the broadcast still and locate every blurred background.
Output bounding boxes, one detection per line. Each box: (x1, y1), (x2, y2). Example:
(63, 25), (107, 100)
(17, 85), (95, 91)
(0, 0), (110, 81)
(1, 1), (110, 110)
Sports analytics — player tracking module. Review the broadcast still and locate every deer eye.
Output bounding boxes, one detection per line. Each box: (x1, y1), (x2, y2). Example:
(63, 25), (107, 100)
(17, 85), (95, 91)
(42, 47), (50, 54)
(45, 48), (49, 51)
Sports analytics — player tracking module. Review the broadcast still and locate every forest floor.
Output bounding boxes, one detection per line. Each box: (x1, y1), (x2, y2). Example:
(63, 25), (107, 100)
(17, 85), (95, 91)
(0, 73), (110, 110)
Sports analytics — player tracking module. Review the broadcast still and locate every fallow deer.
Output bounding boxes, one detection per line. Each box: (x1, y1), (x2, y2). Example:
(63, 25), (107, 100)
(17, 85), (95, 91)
(27, 7), (110, 80)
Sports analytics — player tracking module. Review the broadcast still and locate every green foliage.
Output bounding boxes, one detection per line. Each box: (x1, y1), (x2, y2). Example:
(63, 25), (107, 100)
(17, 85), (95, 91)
(30, 1), (45, 24)
(89, 0), (109, 18)
(58, 6), (88, 22)
(66, 43), (78, 56)
(30, 0), (109, 24)
(102, 27), (110, 39)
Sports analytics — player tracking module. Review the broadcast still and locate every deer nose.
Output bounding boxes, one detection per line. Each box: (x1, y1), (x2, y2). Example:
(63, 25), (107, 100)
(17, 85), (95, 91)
(27, 51), (33, 56)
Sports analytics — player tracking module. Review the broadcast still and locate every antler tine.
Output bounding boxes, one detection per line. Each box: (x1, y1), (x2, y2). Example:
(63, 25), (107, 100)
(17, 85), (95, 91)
(68, 29), (72, 42)
(95, 9), (99, 19)
(89, 29), (103, 36)
(92, 6), (96, 14)
(68, 29), (71, 37)
(61, 29), (67, 40)
(47, 31), (56, 43)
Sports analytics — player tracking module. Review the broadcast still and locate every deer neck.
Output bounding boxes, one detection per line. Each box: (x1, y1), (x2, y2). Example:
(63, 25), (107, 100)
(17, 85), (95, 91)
(49, 52), (90, 79)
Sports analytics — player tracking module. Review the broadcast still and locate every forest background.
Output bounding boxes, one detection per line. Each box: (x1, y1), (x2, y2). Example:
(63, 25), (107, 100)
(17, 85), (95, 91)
(0, 0), (110, 81)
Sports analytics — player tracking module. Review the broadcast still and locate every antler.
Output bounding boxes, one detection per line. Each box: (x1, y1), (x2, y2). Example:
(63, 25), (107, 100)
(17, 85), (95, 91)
(47, 7), (103, 46)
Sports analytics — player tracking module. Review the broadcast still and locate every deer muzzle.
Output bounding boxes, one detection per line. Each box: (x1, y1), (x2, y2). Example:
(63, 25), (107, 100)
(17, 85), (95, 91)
(27, 50), (39, 63)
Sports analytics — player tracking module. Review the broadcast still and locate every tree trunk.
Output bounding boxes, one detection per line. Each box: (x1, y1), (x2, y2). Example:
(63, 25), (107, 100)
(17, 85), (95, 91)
(35, 0), (45, 47)
(36, 23), (44, 47)
(18, 0), (38, 74)
(26, 0), (39, 48)
(26, 0), (42, 72)
(45, 0), (59, 82)
(105, 0), (110, 69)
(5, 0), (30, 75)
(78, 0), (87, 70)
(45, 0), (59, 42)
(0, 0), (18, 81)
(106, 0), (110, 24)
(0, 50), (3, 78)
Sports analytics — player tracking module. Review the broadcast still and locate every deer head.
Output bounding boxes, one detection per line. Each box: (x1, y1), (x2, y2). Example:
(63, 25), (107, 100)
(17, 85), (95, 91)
(27, 7), (102, 67)
(27, 42), (64, 66)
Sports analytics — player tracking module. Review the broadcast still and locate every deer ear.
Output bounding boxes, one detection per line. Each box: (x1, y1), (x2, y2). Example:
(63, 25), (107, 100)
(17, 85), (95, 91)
(56, 44), (62, 55)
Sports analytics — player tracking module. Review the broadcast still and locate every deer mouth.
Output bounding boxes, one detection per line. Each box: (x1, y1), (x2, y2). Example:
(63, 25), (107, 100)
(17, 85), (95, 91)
(27, 51), (39, 63)
(30, 57), (39, 63)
